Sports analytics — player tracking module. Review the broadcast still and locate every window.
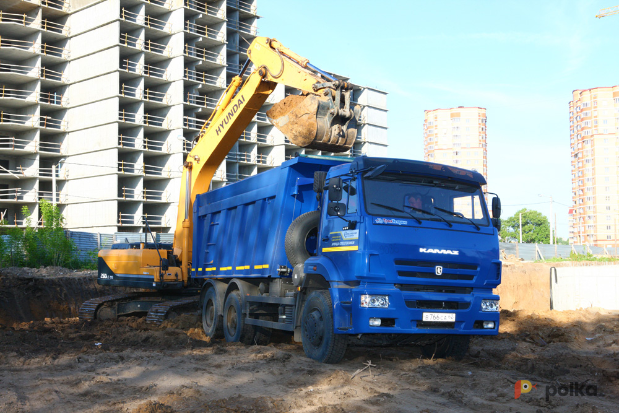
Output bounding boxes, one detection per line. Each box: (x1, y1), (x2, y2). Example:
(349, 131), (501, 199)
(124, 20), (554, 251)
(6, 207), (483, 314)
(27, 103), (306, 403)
(344, 179), (358, 214)
(607, 225), (612, 230)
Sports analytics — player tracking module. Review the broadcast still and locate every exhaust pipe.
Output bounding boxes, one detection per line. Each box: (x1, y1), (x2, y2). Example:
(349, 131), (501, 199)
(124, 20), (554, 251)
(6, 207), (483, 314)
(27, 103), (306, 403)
(267, 84), (360, 153)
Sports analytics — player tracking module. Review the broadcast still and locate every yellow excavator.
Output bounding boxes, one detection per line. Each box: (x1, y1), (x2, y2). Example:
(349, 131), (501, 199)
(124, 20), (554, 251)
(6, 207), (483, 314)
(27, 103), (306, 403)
(79, 37), (359, 323)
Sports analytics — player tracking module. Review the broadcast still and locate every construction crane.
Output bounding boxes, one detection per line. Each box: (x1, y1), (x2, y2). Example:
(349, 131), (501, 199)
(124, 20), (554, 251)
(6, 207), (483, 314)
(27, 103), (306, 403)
(596, 5), (619, 18)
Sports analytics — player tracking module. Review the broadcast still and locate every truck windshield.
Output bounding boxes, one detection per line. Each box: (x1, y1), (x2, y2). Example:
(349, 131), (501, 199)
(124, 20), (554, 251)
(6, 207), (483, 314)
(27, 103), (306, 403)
(362, 173), (489, 227)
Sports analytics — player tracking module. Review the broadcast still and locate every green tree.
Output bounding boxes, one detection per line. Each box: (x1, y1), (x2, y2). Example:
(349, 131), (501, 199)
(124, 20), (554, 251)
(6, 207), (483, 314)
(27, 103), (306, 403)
(500, 208), (550, 243)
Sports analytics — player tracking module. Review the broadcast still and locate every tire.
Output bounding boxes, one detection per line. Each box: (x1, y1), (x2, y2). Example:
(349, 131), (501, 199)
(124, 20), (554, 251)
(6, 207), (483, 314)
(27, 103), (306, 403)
(285, 210), (320, 266)
(223, 290), (255, 344)
(202, 287), (223, 339)
(313, 171), (327, 193)
(421, 335), (470, 360)
(301, 290), (347, 363)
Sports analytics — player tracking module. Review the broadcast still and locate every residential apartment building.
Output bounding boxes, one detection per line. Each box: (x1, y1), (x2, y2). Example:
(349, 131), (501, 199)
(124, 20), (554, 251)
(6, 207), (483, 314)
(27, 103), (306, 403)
(0, 0), (388, 233)
(423, 107), (488, 187)
(569, 86), (619, 247)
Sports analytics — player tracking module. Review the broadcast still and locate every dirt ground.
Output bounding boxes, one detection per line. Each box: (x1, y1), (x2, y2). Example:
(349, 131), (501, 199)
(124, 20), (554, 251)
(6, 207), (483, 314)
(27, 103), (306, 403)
(1, 267), (618, 413)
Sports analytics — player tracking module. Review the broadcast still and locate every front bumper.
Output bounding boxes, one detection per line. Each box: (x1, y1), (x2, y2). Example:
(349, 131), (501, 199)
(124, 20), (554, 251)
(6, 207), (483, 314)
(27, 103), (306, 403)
(330, 284), (500, 335)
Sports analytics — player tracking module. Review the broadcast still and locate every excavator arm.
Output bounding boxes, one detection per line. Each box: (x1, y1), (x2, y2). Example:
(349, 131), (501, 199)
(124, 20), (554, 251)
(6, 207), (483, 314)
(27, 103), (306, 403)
(172, 36), (359, 283)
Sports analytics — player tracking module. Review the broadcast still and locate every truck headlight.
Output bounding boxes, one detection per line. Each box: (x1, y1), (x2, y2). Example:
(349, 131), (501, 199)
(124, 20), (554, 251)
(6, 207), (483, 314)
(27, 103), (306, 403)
(360, 295), (389, 308)
(481, 299), (499, 312)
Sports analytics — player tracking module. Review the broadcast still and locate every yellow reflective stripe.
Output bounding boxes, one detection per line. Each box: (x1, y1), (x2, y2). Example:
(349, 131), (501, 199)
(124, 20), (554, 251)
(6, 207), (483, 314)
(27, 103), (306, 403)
(191, 268), (195, 271)
(322, 246), (359, 252)
(263, 264), (269, 268)
(198, 268), (202, 271)
(254, 264), (270, 269)
(235, 265), (250, 270)
(205, 267), (217, 271)
(220, 266), (232, 271)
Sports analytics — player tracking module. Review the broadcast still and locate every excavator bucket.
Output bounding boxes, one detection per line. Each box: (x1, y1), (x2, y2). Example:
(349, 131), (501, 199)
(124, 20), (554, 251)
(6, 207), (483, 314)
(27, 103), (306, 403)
(267, 93), (359, 153)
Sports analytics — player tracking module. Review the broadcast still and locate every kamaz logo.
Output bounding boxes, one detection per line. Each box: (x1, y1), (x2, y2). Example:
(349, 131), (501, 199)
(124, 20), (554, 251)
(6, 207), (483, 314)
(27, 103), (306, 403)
(419, 248), (459, 255)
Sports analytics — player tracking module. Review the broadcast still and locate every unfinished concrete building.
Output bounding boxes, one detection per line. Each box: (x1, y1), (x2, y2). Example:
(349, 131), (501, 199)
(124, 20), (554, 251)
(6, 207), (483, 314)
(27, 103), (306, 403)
(0, 0), (388, 233)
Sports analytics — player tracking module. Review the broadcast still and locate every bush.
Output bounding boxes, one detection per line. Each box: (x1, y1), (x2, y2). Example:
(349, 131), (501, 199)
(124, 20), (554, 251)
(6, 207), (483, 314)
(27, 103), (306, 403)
(0, 200), (91, 269)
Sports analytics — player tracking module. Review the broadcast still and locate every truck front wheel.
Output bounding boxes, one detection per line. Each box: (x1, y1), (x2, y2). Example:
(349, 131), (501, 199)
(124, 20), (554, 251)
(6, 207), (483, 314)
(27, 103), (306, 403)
(201, 287), (223, 339)
(421, 335), (470, 360)
(301, 290), (347, 363)
(223, 290), (255, 344)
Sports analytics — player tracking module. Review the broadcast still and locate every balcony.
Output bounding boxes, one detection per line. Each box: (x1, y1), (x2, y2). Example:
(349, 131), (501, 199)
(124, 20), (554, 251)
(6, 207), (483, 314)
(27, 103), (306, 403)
(141, 213), (169, 227)
(183, 68), (225, 88)
(0, 38), (70, 60)
(0, 112), (67, 131)
(118, 135), (169, 153)
(118, 111), (170, 129)
(227, 19), (257, 36)
(184, 93), (217, 109)
(0, 187), (37, 202)
(228, 0), (257, 16)
(38, 190), (64, 203)
(0, 87), (67, 107)
(117, 161), (172, 178)
(143, 188), (170, 202)
(226, 62), (254, 75)
(36, 0), (70, 12)
(184, 0), (226, 21)
(253, 112), (268, 123)
(0, 12), (70, 36)
(184, 44), (225, 66)
(120, 84), (170, 104)
(120, 34), (171, 57)
(183, 115), (209, 131)
(120, 9), (172, 33)
(120, 59), (168, 80)
(255, 153), (271, 165)
(184, 21), (225, 44)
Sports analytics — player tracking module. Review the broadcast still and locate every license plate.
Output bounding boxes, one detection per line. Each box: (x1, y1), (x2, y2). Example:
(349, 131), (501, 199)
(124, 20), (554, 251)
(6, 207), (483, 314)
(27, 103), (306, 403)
(422, 312), (456, 322)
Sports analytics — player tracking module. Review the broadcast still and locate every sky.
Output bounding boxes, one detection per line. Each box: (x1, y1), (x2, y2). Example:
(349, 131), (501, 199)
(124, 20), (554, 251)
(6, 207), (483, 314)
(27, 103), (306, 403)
(259, 0), (619, 239)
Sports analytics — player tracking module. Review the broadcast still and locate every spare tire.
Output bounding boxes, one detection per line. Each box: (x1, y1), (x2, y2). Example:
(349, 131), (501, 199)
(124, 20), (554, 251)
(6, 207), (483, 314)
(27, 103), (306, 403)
(285, 210), (320, 266)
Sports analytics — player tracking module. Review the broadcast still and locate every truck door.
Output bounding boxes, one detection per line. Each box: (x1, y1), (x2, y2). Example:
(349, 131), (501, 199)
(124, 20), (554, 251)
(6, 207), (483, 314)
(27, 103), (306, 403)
(322, 178), (360, 264)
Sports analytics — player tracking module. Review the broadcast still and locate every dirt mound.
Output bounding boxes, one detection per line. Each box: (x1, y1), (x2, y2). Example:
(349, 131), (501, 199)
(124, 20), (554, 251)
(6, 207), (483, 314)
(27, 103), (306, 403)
(132, 401), (175, 413)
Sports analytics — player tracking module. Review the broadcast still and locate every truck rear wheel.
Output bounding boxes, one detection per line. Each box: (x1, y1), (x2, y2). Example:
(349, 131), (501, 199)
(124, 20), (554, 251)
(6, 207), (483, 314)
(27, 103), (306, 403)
(285, 210), (320, 266)
(421, 335), (470, 360)
(223, 290), (255, 344)
(301, 290), (347, 363)
(202, 287), (223, 339)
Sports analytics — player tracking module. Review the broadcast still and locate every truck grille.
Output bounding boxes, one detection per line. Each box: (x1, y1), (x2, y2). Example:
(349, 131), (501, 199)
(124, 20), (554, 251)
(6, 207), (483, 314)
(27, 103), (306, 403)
(405, 300), (470, 310)
(397, 271), (474, 281)
(394, 260), (478, 270)
(395, 284), (473, 294)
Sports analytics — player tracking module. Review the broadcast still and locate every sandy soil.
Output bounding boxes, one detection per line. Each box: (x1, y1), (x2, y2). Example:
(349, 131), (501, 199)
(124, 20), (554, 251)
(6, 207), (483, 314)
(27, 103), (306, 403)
(1, 268), (618, 413)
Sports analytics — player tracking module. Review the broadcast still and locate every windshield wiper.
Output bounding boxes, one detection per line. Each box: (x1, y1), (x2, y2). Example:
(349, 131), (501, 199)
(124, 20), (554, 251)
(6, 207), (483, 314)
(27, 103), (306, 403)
(404, 205), (453, 228)
(434, 206), (480, 231)
(370, 202), (422, 224)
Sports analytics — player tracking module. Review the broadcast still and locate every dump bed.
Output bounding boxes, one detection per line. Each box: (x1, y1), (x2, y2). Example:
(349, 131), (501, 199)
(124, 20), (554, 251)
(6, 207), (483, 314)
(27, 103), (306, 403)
(191, 156), (348, 280)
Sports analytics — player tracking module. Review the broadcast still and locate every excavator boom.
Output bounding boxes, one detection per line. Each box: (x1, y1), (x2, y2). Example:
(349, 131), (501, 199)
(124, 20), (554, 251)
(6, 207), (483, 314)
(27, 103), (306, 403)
(86, 36), (359, 322)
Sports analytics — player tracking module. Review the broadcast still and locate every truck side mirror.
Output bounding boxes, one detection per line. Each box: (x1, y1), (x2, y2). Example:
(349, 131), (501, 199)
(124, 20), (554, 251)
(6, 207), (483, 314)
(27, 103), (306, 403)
(328, 177), (343, 202)
(492, 196), (501, 218)
(160, 258), (169, 272)
(492, 218), (501, 232)
(327, 202), (347, 217)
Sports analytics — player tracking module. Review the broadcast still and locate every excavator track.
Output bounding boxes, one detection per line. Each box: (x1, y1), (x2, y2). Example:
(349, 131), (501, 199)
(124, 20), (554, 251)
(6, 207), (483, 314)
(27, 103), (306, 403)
(145, 296), (200, 325)
(78, 293), (142, 321)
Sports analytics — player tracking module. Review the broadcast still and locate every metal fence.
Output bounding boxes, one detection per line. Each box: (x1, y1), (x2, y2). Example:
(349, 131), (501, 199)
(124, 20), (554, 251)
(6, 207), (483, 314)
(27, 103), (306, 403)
(500, 242), (616, 261)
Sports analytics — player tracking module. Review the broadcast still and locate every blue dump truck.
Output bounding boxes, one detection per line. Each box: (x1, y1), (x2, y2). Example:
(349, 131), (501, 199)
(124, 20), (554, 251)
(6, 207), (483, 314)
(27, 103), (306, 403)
(193, 155), (502, 363)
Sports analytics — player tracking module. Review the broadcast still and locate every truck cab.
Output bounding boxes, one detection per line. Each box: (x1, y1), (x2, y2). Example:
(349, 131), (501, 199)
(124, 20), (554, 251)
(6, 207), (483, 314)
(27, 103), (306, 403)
(305, 157), (501, 342)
